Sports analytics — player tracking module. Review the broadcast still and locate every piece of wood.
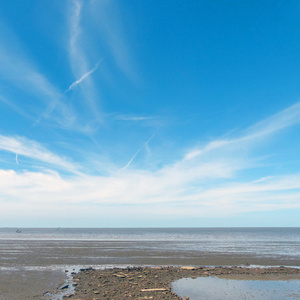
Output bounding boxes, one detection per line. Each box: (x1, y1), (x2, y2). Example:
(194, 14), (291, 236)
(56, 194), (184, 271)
(140, 288), (167, 292)
(181, 266), (196, 270)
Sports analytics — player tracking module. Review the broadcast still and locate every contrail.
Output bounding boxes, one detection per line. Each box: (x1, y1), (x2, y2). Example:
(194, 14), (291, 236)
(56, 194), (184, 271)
(122, 132), (157, 170)
(123, 148), (141, 170)
(64, 61), (101, 94)
(15, 153), (19, 165)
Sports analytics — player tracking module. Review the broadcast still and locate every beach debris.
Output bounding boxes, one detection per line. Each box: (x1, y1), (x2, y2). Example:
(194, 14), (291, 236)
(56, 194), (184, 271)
(181, 266), (196, 270)
(69, 266), (300, 299)
(140, 288), (168, 292)
(93, 290), (100, 294)
(61, 284), (69, 290)
(114, 273), (126, 278)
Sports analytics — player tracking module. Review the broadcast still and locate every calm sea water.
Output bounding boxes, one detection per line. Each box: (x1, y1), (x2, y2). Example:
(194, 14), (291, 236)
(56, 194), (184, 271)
(172, 277), (300, 300)
(0, 227), (300, 299)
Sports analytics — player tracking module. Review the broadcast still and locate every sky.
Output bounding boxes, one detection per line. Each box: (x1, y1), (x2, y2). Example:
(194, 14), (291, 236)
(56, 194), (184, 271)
(0, 0), (300, 227)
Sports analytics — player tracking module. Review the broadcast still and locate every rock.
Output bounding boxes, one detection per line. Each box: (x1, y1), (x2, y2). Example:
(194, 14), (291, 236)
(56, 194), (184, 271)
(93, 291), (100, 294)
(61, 284), (69, 290)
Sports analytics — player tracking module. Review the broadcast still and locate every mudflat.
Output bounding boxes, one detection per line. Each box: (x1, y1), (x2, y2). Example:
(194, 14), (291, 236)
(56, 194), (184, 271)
(56, 266), (300, 299)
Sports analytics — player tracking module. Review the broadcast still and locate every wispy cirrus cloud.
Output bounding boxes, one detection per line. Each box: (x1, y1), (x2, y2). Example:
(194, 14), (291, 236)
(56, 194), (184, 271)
(0, 95), (33, 120)
(89, 0), (138, 83)
(114, 114), (154, 122)
(0, 135), (79, 173)
(1, 101), (300, 225)
(185, 101), (300, 161)
(68, 0), (102, 120)
(0, 20), (77, 129)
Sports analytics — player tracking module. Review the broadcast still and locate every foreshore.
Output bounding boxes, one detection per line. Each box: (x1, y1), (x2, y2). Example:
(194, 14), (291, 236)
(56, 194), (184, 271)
(51, 265), (300, 299)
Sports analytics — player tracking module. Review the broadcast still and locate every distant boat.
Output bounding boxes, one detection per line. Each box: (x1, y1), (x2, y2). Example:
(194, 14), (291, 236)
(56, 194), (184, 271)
(16, 229), (22, 233)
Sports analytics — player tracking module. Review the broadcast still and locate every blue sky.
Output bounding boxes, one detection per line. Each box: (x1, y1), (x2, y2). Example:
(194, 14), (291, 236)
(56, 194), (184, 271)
(1, 0), (300, 227)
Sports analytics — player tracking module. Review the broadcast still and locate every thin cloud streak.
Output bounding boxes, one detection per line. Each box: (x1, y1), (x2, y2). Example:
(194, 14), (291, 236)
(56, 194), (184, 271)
(69, 0), (82, 59)
(0, 21), (78, 129)
(114, 115), (154, 121)
(0, 95), (33, 120)
(185, 101), (300, 161)
(121, 133), (156, 170)
(90, 0), (139, 83)
(0, 135), (79, 174)
(64, 61), (101, 93)
(68, 0), (102, 119)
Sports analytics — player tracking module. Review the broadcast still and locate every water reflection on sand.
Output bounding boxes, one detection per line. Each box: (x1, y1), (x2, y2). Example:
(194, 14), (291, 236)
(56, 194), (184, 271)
(172, 277), (300, 300)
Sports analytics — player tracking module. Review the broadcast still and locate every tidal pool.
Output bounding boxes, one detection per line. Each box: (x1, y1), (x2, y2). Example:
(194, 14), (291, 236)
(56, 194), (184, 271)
(172, 277), (300, 300)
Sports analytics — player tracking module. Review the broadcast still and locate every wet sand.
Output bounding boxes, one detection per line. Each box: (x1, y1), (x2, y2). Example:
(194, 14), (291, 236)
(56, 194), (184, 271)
(0, 269), (66, 300)
(1, 228), (299, 298)
(49, 266), (300, 299)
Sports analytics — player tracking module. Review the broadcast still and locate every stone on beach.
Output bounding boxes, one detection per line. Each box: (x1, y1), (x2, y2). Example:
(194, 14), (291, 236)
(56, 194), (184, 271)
(61, 266), (300, 299)
(61, 284), (69, 290)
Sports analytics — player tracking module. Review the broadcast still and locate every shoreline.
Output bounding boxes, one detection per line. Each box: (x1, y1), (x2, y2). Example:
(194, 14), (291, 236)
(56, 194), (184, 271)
(46, 265), (300, 299)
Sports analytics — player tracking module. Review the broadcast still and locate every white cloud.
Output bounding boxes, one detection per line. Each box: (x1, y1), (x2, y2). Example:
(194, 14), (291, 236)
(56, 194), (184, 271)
(0, 135), (79, 173)
(1, 102), (300, 224)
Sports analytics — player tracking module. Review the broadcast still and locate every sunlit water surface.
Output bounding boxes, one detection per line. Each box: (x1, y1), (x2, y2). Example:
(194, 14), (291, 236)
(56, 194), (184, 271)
(172, 277), (300, 300)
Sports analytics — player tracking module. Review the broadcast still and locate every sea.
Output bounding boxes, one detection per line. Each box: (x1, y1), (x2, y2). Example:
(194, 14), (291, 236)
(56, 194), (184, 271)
(0, 227), (299, 299)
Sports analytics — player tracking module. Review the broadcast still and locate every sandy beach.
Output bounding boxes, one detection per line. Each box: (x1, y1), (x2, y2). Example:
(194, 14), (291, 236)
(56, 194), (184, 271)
(1, 228), (299, 298)
(43, 266), (300, 299)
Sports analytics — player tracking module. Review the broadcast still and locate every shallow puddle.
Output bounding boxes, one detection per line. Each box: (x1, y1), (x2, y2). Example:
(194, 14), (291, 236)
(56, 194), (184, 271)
(172, 277), (300, 300)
